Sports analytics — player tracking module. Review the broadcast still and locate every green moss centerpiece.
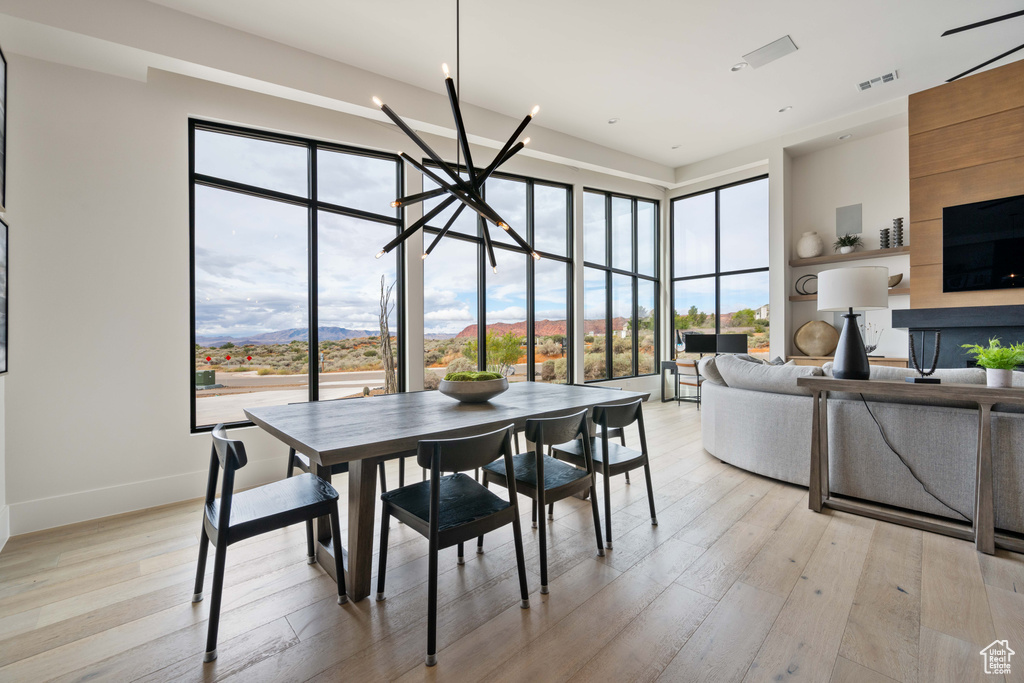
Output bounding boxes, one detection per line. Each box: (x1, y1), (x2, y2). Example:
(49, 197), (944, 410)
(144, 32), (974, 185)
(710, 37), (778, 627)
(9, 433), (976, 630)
(438, 371), (509, 403)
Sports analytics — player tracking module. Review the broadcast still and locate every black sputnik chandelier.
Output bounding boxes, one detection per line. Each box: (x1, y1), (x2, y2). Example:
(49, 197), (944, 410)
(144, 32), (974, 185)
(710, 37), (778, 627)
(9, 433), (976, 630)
(372, 2), (540, 272)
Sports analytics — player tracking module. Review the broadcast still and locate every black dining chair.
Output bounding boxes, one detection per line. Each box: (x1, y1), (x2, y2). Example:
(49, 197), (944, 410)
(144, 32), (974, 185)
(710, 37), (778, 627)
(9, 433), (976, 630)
(551, 399), (656, 549)
(375, 425), (530, 667)
(193, 425), (346, 663)
(478, 409), (604, 594)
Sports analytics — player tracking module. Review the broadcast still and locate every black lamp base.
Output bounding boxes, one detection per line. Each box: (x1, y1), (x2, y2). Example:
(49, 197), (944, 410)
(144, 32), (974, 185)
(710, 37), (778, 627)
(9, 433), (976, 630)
(906, 376), (941, 384)
(833, 310), (870, 380)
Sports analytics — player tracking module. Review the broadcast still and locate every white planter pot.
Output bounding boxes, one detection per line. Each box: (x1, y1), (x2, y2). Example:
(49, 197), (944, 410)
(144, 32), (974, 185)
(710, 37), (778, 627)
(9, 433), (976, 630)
(796, 231), (824, 259)
(839, 246), (855, 254)
(987, 368), (1012, 388)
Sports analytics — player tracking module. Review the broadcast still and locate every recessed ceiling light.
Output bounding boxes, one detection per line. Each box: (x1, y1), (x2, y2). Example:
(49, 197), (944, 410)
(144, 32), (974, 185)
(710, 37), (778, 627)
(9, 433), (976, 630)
(671, 144), (682, 149)
(731, 62), (748, 72)
(838, 134), (853, 140)
(607, 118), (619, 124)
(778, 106), (793, 113)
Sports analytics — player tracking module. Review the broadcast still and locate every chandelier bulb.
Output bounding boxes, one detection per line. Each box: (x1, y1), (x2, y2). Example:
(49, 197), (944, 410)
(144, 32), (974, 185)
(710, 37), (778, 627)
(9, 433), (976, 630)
(390, 200), (401, 208)
(530, 105), (540, 117)
(442, 63), (450, 78)
(523, 137), (531, 145)
(499, 222), (510, 231)
(375, 249), (386, 259)
(531, 252), (541, 261)
(372, 96), (383, 108)
(421, 253), (429, 260)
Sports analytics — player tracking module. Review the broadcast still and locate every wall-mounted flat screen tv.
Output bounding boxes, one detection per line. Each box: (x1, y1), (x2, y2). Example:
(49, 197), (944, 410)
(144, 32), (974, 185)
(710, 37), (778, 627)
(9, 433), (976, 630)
(943, 194), (1024, 293)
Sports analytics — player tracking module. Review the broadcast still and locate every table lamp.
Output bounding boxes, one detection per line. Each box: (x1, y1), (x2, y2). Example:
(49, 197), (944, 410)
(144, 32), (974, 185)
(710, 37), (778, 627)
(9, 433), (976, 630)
(817, 266), (889, 380)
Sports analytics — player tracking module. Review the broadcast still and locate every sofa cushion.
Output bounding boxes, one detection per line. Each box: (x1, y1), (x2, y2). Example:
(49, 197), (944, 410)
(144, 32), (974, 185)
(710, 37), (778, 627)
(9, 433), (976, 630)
(715, 354), (823, 396)
(698, 356), (725, 385)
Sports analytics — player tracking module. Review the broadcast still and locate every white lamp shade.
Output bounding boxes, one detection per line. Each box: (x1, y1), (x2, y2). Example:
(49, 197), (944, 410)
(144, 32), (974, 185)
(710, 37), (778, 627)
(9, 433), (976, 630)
(817, 266), (889, 312)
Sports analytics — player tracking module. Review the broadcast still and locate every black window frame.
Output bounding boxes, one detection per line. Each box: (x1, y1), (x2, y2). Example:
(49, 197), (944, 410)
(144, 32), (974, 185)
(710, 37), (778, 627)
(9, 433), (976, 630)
(669, 174), (769, 356)
(189, 119), (405, 433)
(582, 188), (660, 382)
(422, 161), (574, 384)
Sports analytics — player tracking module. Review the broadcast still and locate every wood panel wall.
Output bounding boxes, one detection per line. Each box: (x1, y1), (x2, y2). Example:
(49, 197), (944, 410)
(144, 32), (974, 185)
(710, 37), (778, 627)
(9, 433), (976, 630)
(908, 59), (1024, 309)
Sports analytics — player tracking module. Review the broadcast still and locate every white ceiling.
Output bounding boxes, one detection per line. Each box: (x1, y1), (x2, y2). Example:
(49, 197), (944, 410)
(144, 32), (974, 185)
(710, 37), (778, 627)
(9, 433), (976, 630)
(131, 1), (1024, 166)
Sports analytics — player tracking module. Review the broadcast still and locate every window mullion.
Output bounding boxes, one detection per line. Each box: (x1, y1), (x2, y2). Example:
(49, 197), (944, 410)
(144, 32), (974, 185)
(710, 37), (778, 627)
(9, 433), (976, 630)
(308, 144), (320, 402)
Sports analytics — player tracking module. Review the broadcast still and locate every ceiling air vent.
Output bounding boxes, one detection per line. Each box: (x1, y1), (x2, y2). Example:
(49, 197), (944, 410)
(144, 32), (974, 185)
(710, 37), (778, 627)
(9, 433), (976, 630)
(857, 70), (899, 92)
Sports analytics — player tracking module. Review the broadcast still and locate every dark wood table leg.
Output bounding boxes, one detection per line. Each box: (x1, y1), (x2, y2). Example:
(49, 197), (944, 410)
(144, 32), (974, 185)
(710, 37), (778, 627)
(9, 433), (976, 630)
(974, 403), (995, 555)
(809, 390), (822, 512)
(346, 458), (379, 601)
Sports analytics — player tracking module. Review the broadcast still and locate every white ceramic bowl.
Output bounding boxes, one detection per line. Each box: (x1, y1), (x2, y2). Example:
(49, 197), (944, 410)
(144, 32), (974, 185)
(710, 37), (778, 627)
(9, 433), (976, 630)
(438, 377), (509, 403)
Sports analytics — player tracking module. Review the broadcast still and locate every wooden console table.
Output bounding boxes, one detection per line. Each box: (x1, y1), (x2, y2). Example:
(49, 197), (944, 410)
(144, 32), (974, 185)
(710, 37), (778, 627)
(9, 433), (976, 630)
(788, 356), (908, 368)
(797, 376), (1024, 555)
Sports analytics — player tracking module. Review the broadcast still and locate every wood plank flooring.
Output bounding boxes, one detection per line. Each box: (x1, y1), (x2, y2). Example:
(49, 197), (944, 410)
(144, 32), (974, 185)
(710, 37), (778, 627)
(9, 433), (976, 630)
(1, 399), (1022, 682)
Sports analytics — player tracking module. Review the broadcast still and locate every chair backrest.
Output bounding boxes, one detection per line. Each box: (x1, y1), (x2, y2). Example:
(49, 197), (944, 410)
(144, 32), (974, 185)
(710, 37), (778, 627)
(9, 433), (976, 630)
(592, 398), (643, 430)
(417, 424), (514, 473)
(211, 424), (248, 471)
(524, 409), (589, 450)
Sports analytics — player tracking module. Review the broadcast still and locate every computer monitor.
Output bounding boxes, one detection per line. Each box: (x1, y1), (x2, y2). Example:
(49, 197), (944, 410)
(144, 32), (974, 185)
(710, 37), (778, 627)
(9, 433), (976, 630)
(716, 334), (748, 354)
(681, 333), (717, 355)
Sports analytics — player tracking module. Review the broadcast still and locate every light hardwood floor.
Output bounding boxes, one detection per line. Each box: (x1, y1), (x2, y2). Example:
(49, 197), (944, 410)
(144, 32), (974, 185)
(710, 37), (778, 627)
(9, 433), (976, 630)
(1, 399), (1022, 682)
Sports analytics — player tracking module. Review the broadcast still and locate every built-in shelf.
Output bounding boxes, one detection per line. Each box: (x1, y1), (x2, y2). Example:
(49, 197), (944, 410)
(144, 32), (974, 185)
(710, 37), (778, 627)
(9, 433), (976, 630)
(789, 287), (911, 303)
(789, 245), (910, 268)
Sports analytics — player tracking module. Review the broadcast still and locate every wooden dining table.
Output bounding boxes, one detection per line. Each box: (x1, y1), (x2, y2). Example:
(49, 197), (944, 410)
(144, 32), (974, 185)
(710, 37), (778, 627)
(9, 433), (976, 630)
(244, 382), (650, 601)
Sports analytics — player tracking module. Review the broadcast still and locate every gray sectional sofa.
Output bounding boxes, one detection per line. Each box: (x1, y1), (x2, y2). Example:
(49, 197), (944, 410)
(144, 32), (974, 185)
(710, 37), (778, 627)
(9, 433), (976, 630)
(698, 354), (1024, 534)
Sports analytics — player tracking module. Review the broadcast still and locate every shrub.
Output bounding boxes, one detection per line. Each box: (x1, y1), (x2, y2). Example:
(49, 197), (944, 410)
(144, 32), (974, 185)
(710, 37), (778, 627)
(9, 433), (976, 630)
(538, 340), (561, 356)
(541, 359), (556, 381)
(257, 368), (275, 376)
(584, 353), (605, 380)
(220, 342), (235, 349)
(423, 372), (441, 390)
(363, 349), (378, 357)
(446, 357), (475, 374)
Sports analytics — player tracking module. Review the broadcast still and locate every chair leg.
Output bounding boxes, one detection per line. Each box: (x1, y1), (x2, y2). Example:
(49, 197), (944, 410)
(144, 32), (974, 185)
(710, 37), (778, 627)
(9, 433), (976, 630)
(399, 457), (405, 488)
(625, 471), (631, 485)
(305, 520), (316, 564)
(330, 506), (348, 604)
(376, 507), (390, 602)
(588, 479), (605, 557)
(602, 472), (613, 550)
(192, 525), (210, 602)
(532, 500), (538, 529)
(286, 448), (296, 478)
(378, 461), (387, 493)
(478, 477), (488, 553)
(548, 503), (554, 520)
(643, 463), (657, 526)
(457, 542), (465, 565)
(537, 493), (549, 594)
(203, 541), (228, 662)
(511, 507), (530, 609)
(426, 534), (439, 666)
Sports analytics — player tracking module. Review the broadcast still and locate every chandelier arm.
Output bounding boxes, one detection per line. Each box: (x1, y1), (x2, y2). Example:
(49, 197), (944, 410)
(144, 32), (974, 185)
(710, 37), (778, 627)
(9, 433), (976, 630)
(379, 194), (458, 255)
(487, 114), (534, 178)
(445, 77), (477, 185)
(424, 204), (468, 256)
(378, 101), (471, 189)
(400, 153), (499, 225)
(392, 187), (447, 209)
(481, 221), (498, 272)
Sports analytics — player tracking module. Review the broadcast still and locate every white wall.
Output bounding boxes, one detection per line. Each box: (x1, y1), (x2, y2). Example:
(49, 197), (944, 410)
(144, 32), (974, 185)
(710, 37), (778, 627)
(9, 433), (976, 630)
(4, 56), (663, 534)
(0, 376), (7, 550)
(789, 126), (910, 358)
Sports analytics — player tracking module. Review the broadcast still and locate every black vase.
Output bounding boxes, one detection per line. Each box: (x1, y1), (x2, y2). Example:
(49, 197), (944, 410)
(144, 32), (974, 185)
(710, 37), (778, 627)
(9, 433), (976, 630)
(833, 310), (870, 380)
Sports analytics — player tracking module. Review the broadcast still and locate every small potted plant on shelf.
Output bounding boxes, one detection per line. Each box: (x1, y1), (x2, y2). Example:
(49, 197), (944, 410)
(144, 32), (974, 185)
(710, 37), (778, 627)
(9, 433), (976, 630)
(833, 233), (864, 254)
(961, 338), (1024, 388)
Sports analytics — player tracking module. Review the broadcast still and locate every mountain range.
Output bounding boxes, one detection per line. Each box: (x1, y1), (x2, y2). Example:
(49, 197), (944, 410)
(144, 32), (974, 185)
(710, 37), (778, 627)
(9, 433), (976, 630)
(196, 326), (378, 347)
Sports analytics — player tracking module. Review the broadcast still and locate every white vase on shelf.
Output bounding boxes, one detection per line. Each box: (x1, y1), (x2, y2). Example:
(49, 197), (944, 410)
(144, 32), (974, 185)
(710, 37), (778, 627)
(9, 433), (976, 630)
(987, 368), (1012, 388)
(796, 232), (824, 259)
(839, 246), (855, 254)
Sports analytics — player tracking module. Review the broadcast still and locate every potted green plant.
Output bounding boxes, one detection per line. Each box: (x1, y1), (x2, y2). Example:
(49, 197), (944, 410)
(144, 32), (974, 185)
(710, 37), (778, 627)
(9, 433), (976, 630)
(833, 233), (864, 254)
(961, 338), (1024, 388)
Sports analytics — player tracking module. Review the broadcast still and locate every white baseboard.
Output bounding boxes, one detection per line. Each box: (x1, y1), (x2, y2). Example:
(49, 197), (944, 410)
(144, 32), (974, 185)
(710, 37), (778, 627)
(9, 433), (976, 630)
(0, 505), (10, 553)
(8, 457), (283, 536)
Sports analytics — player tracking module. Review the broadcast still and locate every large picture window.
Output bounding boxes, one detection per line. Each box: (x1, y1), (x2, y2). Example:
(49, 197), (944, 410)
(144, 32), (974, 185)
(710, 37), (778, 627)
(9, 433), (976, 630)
(582, 189), (659, 381)
(421, 167), (572, 387)
(671, 175), (769, 360)
(190, 120), (403, 431)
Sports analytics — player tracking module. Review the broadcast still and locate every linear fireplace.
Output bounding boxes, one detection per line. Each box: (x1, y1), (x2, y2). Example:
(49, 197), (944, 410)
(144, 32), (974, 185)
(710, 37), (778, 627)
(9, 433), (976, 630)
(892, 305), (1024, 368)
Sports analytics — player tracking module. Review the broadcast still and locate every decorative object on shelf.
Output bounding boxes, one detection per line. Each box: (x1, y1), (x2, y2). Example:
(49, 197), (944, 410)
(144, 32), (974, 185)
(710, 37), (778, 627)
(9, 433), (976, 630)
(817, 266), (889, 380)
(796, 231), (824, 259)
(879, 227), (890, 249)
(908, 329), (942, 383)
(794, 274), (818, 295)
(961, 338), (1024, 388)
(794, 320), (840, 357)
(860, 322), (883, 354)
(892, 217), (904, 247)
(438, 371), (509, 403)
(887, 273), (903, 288)
(370, 0), (539, 271)
(833, 233), (864, 255)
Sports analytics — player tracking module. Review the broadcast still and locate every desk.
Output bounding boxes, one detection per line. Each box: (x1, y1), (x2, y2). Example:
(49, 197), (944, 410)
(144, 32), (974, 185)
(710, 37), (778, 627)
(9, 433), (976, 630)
(245, 382), (648, 600)
(797, 376), (1024, 555)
